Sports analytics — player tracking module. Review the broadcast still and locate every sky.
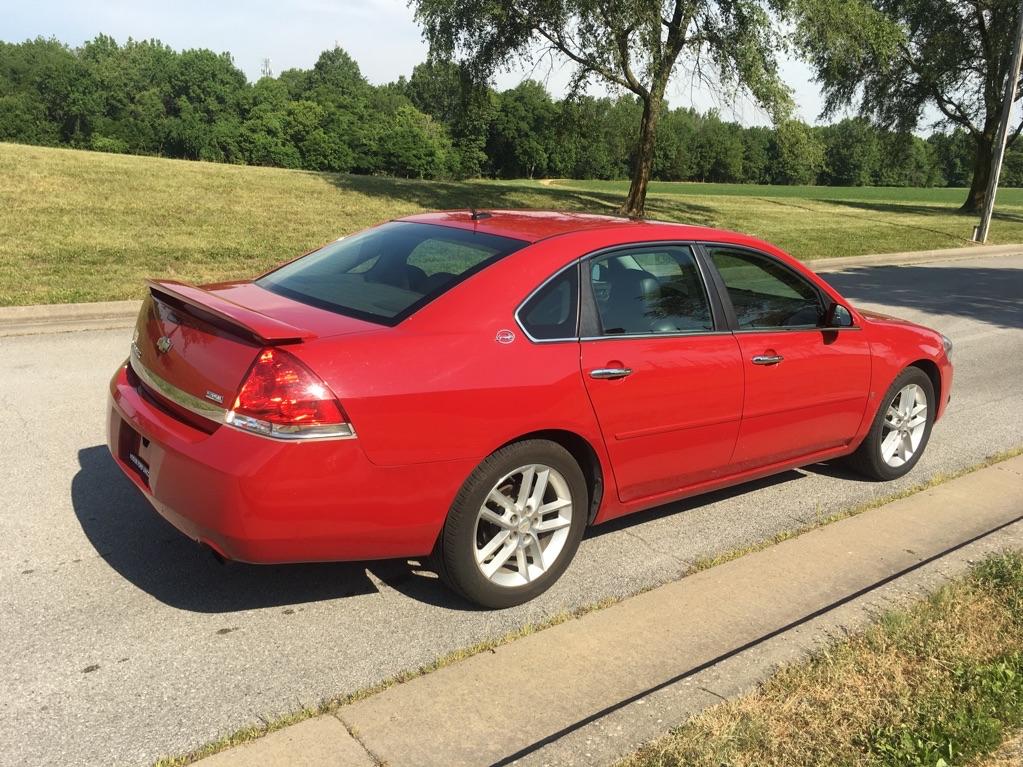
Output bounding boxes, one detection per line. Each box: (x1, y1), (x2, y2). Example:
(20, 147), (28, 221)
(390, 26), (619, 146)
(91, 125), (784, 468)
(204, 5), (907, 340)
(2, 0), (831, 126)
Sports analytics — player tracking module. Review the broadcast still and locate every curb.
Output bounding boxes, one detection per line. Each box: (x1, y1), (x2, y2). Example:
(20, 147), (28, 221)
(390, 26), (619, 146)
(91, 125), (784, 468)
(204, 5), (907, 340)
(0, 299), (141, 337)
(0, 243), (1019, 338)
(805, 242), (1023, 271)
(192, 456), (1023, 767)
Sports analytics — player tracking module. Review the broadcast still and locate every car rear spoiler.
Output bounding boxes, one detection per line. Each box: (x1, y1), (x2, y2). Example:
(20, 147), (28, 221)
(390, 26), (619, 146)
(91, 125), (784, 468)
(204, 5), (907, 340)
(146, 279), (316, 344)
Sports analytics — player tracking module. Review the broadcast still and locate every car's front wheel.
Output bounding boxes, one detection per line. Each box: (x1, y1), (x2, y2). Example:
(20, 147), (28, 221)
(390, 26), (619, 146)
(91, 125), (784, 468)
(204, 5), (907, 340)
(435, 439), (587, 608)
(846, 366), (935, 481)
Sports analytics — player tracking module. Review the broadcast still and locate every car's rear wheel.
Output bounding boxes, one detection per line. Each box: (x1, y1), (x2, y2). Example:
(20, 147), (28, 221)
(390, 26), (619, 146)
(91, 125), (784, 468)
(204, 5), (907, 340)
(846, 367), (935, 481)
(436, 440), (587, 608)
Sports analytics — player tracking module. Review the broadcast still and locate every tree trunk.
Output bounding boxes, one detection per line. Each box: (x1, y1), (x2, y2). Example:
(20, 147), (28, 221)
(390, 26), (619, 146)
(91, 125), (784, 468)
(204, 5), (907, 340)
(621, 93), (664, 218)
(961, 133), (994, 213)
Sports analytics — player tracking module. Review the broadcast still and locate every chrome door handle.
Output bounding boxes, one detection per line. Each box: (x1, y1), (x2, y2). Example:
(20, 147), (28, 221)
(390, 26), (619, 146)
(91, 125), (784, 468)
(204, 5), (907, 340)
(589, 368), (633, 380)
(751, 354), (784, 365)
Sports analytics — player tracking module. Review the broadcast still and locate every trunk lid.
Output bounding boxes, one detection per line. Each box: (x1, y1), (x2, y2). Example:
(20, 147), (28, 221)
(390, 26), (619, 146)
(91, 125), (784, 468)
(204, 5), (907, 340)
(131, 280), (378, 414)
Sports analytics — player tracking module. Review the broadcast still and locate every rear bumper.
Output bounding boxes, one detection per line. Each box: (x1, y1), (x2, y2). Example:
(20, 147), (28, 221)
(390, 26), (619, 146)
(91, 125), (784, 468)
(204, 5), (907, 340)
(107, 364), (473, 563)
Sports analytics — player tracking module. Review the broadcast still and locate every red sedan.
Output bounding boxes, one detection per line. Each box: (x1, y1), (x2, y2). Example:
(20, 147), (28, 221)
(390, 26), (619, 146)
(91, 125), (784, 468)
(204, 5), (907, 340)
(108, 211), (953, 607)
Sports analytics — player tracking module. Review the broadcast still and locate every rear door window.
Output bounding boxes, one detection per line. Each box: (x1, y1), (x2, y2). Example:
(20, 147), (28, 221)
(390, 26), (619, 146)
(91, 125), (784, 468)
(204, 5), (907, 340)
(588, 246), (713, 335)
(258, 222), (527, 325)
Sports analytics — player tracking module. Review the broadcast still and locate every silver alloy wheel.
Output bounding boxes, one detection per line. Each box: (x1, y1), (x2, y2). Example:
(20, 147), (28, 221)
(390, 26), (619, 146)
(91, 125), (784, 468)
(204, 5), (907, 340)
(880, 383), (928, 468)
(473, 464), (573, 588)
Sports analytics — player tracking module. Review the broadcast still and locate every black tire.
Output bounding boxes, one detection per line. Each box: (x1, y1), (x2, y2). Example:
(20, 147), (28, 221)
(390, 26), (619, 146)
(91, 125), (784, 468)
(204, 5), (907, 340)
(845, 366), (935, 481)
(435, 439), (588, 609)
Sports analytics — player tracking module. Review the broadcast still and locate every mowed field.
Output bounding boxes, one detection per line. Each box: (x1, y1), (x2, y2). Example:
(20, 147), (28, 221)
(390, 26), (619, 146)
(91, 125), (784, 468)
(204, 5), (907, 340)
(3, 141), (1023, 305)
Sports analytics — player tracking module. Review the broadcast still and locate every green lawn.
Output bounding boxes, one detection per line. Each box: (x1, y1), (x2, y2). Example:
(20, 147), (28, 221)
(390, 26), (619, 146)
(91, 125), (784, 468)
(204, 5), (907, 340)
(544, 177), (1023, 204)
(622, 550), (1023, 767)
(2, 141), (1022, 305)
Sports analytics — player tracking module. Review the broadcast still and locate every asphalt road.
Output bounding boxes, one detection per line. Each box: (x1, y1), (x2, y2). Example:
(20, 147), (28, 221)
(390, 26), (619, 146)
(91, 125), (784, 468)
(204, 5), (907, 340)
(2, 254), (1021, 767)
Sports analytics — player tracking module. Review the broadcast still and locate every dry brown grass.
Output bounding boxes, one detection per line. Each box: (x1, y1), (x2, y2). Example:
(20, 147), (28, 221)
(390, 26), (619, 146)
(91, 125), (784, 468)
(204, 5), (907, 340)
(972, 733), (1023, 766)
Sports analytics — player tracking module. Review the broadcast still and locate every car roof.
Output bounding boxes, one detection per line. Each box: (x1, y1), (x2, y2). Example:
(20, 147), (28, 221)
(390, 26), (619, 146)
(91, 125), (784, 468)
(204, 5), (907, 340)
(399, 209), (640, 242)
(394, 208), (785, 263)
(397, 209), (773, 251)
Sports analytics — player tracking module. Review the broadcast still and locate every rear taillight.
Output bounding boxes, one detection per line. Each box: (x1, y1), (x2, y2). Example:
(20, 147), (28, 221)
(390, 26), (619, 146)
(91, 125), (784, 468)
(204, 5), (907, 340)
(226, 348), (355, 440)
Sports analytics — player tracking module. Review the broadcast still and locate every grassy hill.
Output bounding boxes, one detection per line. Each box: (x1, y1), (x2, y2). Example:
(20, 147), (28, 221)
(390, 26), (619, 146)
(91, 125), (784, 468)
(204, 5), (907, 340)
(2, 141), (1022, 305)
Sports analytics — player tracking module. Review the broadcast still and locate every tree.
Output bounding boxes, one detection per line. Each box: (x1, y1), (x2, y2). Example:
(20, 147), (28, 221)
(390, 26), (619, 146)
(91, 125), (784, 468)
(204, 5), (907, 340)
(407, 58), (465, 127)
(377, 104), (453, 178)
(741, 125), (773, 183)
(79, 37), (177, 154)
(412, 0), (792, 216)
(487, 80), (557, 177)
(554, 95), (624, 178)
(770, 120), (825, 184)
(691, 112), (745, 182)
(929, 129), (975, 187)
(1002, 143), (1023, 186)
(653, 106), (698, 180)
(875, 132), (942, 187)
(407, 58), (495, 177)
(304, 47), (375, 171)
(239, 104), (302, 168)
(163, 48), (247, 161)
(0, 37), (95, 144)
(819, 118), (879, 186)
(792, 0), (1023, 211)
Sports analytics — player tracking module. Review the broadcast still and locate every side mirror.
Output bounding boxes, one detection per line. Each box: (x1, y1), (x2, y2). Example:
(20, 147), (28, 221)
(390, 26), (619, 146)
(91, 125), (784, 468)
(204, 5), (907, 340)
(824, 302), (854, 328)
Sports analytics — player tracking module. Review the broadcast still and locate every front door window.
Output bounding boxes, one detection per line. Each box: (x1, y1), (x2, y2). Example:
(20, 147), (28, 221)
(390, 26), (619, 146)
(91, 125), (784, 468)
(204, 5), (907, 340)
(709, 248), (823, 329)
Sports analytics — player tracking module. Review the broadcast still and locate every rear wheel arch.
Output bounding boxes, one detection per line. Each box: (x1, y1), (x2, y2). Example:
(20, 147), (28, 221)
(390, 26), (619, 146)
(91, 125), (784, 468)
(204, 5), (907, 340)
(434, 436), (590, 607)
(495, 430), (605, 525)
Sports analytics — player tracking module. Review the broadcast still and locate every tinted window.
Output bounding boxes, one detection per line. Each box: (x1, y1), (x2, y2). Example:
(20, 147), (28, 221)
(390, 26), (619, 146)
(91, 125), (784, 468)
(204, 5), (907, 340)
(519, 267), (578, 340)
(258, 222), (527, 325)
(709, 248), (823, 329)
(589, 246), (712, 335)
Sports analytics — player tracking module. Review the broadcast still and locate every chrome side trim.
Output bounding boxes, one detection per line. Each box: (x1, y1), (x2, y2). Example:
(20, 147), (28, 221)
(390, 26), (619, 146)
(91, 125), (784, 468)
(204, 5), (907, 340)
(130, 356), (229, 424)
(731, 326), (862, 334)
(579, 330), (732, 342)
(128, 356), (357, 441)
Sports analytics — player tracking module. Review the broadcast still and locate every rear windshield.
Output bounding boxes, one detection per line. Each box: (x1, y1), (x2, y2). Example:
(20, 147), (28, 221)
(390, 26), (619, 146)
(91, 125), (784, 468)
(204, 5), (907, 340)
(258, 221), (528, 325)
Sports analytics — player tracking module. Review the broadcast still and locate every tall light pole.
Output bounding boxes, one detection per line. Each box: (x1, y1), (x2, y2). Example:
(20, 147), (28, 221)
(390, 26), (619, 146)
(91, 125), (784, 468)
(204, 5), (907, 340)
(975, 2), (1023, 243)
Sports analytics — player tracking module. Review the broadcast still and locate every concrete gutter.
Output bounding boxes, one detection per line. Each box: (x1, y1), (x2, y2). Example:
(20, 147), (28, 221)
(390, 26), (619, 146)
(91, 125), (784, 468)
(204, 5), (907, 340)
(196, 456), (1023, 767)
(1, 243), (1020, 338)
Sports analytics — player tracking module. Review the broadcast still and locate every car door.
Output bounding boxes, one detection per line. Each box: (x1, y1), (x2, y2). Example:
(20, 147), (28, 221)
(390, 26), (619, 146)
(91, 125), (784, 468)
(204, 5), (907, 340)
(704, 245), (871, 470)
(579, 244), (744, 504)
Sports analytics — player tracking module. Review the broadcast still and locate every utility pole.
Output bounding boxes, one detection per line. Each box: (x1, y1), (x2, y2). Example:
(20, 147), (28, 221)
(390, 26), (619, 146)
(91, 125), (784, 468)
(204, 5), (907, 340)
(975, 1), (1023, 242)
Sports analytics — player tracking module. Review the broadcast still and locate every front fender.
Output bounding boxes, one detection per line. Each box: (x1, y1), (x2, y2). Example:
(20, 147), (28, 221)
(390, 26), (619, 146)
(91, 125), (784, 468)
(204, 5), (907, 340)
(850, 320), (953, 449)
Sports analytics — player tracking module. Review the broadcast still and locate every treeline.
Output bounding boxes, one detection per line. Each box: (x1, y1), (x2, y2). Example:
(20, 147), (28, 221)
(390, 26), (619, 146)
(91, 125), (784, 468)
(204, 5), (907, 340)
(2, 35), (1020, 187)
